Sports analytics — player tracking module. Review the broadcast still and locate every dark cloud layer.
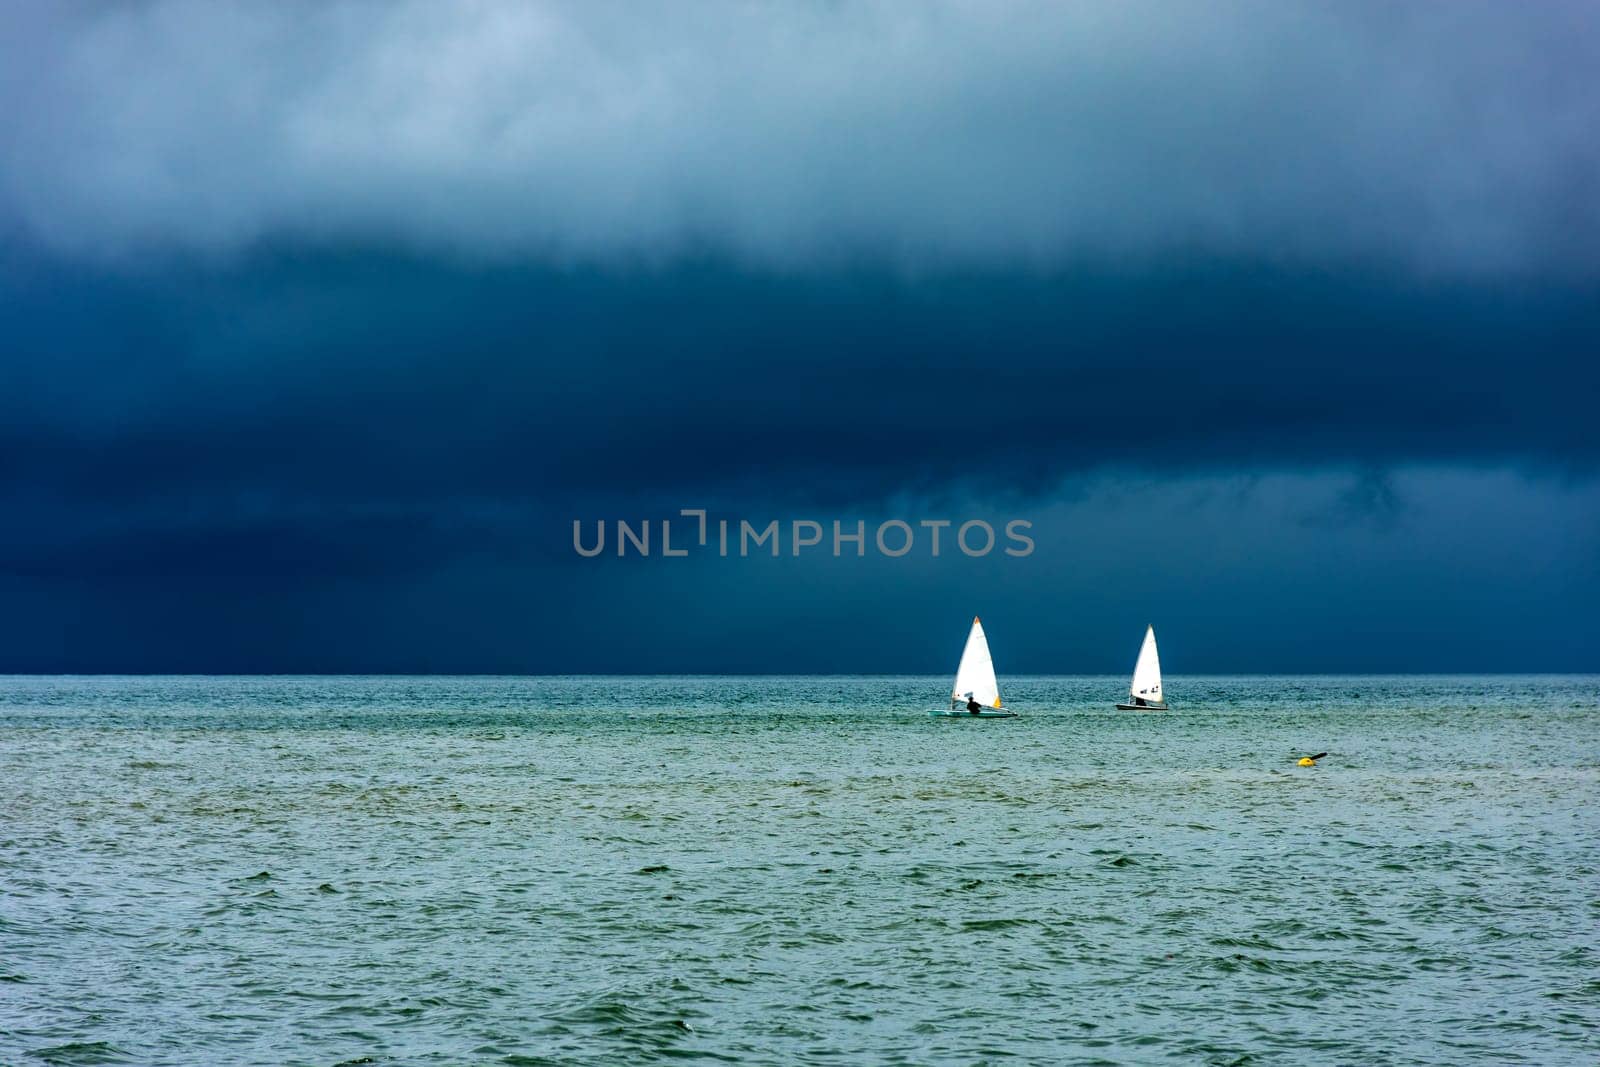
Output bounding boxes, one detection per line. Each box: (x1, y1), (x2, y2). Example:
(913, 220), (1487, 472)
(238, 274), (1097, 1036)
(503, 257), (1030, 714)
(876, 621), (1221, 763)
(3, 252), (1596, 582)
(2, 468), (1595, 673)
(3, 1), (1599, 274)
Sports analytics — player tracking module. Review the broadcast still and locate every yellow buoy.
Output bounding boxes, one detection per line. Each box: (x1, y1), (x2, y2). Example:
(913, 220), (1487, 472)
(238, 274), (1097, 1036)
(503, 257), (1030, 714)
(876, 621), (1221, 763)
(1297, 757), (1316, 767)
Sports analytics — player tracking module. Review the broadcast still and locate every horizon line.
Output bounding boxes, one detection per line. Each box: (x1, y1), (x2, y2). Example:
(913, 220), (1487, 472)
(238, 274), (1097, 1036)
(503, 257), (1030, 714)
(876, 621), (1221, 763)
(1, 671), (1595, 680)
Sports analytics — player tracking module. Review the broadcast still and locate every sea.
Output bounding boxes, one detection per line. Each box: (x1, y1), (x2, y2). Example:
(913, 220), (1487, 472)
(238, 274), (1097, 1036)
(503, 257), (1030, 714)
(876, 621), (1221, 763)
(2, 675), (1596, 1066)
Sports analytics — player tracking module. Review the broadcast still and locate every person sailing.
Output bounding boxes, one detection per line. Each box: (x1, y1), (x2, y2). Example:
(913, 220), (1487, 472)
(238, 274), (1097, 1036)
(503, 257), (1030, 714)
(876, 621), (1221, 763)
(966, 695), (982, 715)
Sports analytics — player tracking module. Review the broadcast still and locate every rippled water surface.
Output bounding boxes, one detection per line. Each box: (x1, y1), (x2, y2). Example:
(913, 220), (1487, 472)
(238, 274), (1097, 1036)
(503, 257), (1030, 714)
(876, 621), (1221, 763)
(3, 676), (1597, 1065)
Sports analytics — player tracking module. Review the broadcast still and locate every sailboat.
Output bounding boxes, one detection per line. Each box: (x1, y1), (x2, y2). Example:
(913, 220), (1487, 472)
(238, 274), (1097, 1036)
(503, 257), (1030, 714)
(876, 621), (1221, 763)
(935, 616), (1017, 718)
(1116, 625), (1168, 710)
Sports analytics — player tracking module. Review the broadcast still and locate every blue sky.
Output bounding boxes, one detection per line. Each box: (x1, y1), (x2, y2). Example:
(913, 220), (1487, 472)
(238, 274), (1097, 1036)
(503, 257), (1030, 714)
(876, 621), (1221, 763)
(2, 2), (1596, 672)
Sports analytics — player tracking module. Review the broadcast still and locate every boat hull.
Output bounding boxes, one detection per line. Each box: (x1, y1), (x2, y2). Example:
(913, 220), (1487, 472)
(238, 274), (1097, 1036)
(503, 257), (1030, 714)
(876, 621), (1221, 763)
(1116, 702), (1168, 711)
(934, 707), (1018, 718)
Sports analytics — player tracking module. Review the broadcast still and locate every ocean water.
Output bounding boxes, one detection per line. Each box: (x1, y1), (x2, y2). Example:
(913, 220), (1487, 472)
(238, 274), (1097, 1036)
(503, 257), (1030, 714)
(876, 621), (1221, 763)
(1, 675), (1596, 1066)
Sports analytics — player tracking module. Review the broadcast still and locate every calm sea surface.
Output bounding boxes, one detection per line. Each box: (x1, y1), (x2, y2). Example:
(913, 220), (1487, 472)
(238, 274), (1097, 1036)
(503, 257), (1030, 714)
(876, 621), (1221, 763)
(2, 676), (1597, 1065)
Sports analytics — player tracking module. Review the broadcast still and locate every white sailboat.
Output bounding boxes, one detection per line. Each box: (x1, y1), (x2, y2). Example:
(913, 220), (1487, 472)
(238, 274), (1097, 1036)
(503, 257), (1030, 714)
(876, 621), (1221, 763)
(935, 615), (1017, 718)
(1116, 624), (1168, 710)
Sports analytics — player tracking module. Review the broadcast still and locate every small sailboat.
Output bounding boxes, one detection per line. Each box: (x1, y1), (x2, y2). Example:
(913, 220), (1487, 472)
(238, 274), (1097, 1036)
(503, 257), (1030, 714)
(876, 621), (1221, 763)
(1116, 625), (1168, 710)
(935, 616), (1017, 718)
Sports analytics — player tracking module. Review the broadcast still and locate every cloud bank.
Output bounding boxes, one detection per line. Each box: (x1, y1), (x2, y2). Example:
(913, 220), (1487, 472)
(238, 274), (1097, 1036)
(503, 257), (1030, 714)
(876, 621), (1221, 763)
(3, 256), (1596, 602)
(3, 3), (1598, 671)
(4, 0), (1598, 273)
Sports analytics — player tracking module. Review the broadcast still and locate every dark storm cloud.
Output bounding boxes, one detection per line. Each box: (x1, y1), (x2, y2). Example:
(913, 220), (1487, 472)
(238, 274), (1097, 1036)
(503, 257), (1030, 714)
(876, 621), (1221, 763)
(3, 466), (1596, 673)
(2, 253), (1596, 584)
(3, 1), (1598, 274)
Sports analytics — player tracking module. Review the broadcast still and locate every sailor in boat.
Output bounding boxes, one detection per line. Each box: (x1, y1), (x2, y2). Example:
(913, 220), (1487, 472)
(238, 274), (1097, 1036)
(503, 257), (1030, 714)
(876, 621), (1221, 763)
(966, 696), (983, 715)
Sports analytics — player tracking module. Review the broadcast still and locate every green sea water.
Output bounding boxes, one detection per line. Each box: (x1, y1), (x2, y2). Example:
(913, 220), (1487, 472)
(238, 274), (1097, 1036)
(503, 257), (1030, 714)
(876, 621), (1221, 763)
(2, 675), (1597, 1065)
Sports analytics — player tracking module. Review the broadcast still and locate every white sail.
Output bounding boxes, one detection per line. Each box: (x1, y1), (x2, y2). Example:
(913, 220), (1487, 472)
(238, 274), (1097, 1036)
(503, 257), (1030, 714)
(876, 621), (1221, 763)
(1129, 625), (1162, 703)
(952, 616), (1003, 708)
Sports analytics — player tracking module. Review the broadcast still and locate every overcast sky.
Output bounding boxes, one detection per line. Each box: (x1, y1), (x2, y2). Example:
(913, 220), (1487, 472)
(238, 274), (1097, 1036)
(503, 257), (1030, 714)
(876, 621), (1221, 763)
(2, 1), (1596, 672)
(6, 1), (1598, 273)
